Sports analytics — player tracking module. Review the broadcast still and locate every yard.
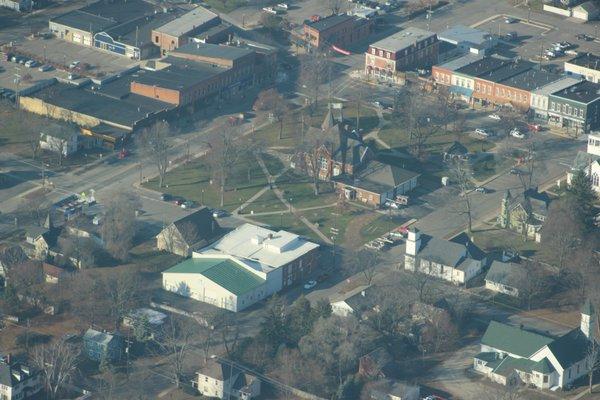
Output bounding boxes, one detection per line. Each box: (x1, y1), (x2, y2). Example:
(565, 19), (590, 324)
(471, 225), (541, 257)
(276, 170), (339, 209)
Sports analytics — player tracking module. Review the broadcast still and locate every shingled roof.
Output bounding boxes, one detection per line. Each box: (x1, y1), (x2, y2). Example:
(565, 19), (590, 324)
(171, 207), (220, 247)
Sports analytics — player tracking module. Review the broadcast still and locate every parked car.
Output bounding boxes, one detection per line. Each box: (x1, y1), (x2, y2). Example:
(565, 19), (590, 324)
(510, 128), (525, 139)
(489, 113), (501, 120)
(212, 209), (228, 218)
(160, 193), (172, 201)
(69, 61), (80, 69)
(173, 198), (184, 206)
(24, 60), (38, 68)
(277, 2), (288, 8)
(38, 64), (52, 72)
(475, 128), (491, 137)
(510, 168), (522, 175)
(475, 187), (487, 193)
(303, 280), (317, 290)
(67, 73), (79, 80)
(527, 123), (542, 132)
(505, 31), (517, 41)
(181, 201), (196, 209)
(504, 16), (517, 23)
(576, 33), (594, 41)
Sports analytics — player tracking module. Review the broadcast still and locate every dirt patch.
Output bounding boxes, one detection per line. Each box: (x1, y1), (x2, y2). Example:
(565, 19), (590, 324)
(342, 212), (380, 248)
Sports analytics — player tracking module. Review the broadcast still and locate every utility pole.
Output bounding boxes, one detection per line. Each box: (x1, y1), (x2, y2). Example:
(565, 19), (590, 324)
(426, 2), (433, 31)
(14, 66), (21, 109)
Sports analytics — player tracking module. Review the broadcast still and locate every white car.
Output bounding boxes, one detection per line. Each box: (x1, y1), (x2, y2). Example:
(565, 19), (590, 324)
(212, 209), (228, 218)
(277, 2), (288, 8)
(489, 113), (501, 120)
(38, 64), (52, 72)
(69, 61), (80, 69)
(510, 128), (525, 139)
(24, 60), (38, 68)
(475, 128), (490, 137)
(303, 280), (317, 290)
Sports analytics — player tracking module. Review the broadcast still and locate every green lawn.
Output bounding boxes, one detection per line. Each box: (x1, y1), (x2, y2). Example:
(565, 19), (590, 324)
(143, 154), (270, 212)
(242, 189), (288, 214)
(261, 153), (286, 176)
(359, 214), (405, 243)
(247, 213), (321, 243)
(471, 226), (541, 257)
(203, 0), (246, 13)
(302, 207), (359, 243)
(276, 171), (338, 209)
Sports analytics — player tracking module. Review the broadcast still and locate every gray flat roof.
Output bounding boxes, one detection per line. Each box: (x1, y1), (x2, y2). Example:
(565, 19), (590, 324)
(500, 69), (562, 91)
(29, 81), (174, 129)
(533, 76), (582, 96)
(370, 27), (436, 53)
(476, 60), (534, 83)
(50, 10), (115, 32)
(567, 53), (600, 71)
(172, 42), (253, 60)
(154, 6), (219, 37)
(551, 80), (600, 104)
(438, 25), (491, 46)
(133, 57), (222, 90)
(455, 56), (503, 76)
(306, 14), (356, 32)
(437, 53), (484, 71)
(103, 12), (179, 47)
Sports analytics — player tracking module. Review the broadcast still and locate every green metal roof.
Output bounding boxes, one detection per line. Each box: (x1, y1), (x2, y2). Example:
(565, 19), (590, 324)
(474, 352), (500, 363)
(493, 356), (537, 377)
(482, 321), (554, 358)
(532, 358), (555, 374)
(163, 258), (265, 296)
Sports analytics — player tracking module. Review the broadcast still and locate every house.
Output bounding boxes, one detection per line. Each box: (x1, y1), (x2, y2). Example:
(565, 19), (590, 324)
(333, 161), (420, 207)
(474, 301), (596, 390)
(331, 285), (378, 317)
(443, 141), (470, 162)
(497, 189), (551, 242)
(0, 0), (30, 11)
(162, 224), (319, 312)
(292, 105), (373, 180)
(485, 261), (527, 297)
(156, 207), (220, 257)
(39, 125), (79, 157)
(151, 6), (220, 55)
(368, 380), (420, 400)
(404, 228), (485, 284)
(0, 361), (42, 400)
(573, 1), (600, 21)
(83, 329), (124, 362)
(23, 224), (55, 260)
(568, 132), (600, 192)
(358, 347), (397, 379)
(195, 359), (260, 399)
(365, 27), (438, 84)
(42, 262), (68, 284)
(303, 14), (372, 49)
(548, 80), (600, 134)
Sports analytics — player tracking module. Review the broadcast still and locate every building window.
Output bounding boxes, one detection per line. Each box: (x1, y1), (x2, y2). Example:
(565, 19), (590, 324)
(371, 48), (375, 54)
(593, 173), (599, 187)
(386, 51), (390, 59)
(543, 375), (548, 383)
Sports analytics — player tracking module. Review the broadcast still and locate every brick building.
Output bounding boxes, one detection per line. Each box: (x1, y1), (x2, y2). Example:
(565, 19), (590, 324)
(303, 14), (372, 49)
(365, 27), (438, 84)
(470, 59), (533, 108)
(152, 6), (220, 55)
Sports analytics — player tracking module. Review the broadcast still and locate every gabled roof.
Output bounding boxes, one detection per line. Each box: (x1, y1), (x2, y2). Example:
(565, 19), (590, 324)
(0, 363), (38, 387)
(84, 328), (118, 346)
(481, 321), (554, 358)
(332, 161), (421, 194)
(417, 235), (467, 267)
(154, 6), (218, 37)
(485, 261), (526, 289)
(169, 207), (220, 246)
(444, 141), (469, 155)
(450, 232), (486, 261)
(547, 328), (591, 369)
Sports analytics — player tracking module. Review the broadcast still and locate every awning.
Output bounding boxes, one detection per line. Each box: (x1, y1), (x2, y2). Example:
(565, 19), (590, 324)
(450, 86), (473, 97)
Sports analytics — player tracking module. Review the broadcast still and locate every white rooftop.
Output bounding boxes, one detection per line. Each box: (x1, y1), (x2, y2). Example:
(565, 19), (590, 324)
(155, 6), (219, 37)
(370, 27), (436, 53)
(438, 25), (491, 46)
(533, 76), (582, 96)
(199, 223), (319, 273)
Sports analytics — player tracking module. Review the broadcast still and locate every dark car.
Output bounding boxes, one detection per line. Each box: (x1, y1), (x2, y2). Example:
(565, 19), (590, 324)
(509, 168), (522, 175)
(160, 193), (172, 201)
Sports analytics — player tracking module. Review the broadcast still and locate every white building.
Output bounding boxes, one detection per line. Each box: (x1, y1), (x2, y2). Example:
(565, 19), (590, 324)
(475, 301), (596, 390)
(565, 53), (600, 83)
(530, 76), (582, 119)
(484, 261), (526, 297)
(0, 0), (31, 11)
(438, 25), (496, 56)
(568, 132), (600, 192)
(162, 224), (319, 312)
(0, 361), (42, 400)
(39, 127), (79, 157)
(195, 359), (260, 400)
(573, 1), (600, 21)
(404, 229), (485, 284)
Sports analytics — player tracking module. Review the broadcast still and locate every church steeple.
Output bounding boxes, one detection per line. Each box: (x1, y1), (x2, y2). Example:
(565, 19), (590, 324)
(581, 299), (596, 340)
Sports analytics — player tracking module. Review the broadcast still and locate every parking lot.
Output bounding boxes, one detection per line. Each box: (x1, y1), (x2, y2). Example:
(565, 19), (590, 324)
(13, 37), (137, 76)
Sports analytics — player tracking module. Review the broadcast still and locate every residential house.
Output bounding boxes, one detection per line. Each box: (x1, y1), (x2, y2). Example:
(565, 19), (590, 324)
(443, 141), (470, 162)
(497, 188), (551, 242)
(566, 53), (600, 83)
(530, 76), (582, 120)
(474, 301), (596, 390)
(365, 27), (438, 84)
(368, 380), (420, 400)
(303, 14), (372, 49)
(23, 222), (56, 261)
(485, 261), (527, 297)
(42, 262), (68, 284)
(404, 228), (485, 284)
(156, 207), (220, 257)
(39, 125), (79, 157)
(195, 359), (260, 400)
(333, 161), (420, 207)
(83, 329), (124, 362)
(331, 285), (379, 317)
(0, 361), (42, 400)
(568, 132), (600, 192)
(358, 347), (397, 379)
(573, 1), (600, 21)
(548, 80), (600, 133)
(162, 223), (319, 312)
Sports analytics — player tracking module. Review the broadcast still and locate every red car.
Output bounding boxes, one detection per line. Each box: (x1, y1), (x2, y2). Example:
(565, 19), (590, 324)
(527, 123), (542, 132)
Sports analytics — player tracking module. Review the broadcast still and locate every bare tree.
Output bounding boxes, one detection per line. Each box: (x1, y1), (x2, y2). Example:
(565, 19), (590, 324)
(211, 311), (241, 358)
(395, 87), (440, 158)
(137, 121), (172, 188)
(300, 51), (329, 114)
(58, 232), (98, 268)
(207, 126), (243, 207)
(587, 334), (600, 394)
(33, 338), (80, 400)
(297, 126), (326, 195)
(450, 159), (474, 235)
(100, 269), (144, 331)
(346, 249), (379, 285)
(541, 198), (585, 270)
(154, 316), (194, 388)
(100, 192), (140, 261)
(328, 0), (343, 14)
(253, 89), (289, 140)
(405, 271), (435, 303)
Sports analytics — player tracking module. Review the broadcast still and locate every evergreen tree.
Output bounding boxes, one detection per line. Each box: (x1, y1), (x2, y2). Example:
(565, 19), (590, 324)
(259, 295), (289, 348)
(133, 314), (152, 343)
(311, 298), (332, 320)
(288, 296), (313, 344)
(569, 169), (597, 225)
